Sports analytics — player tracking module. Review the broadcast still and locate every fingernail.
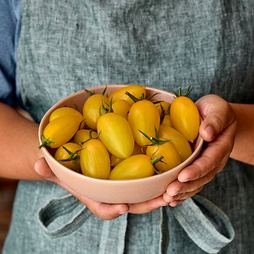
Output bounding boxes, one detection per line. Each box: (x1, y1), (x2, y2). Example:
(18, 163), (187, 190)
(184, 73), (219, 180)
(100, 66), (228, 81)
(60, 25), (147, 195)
(119, 210), (128, 215)
(169, 201), (178, 207)
(179, 178), (190, 183)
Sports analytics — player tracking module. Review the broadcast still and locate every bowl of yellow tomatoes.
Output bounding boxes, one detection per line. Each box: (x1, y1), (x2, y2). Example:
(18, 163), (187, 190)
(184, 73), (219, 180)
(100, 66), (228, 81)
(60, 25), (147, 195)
(38, 84), (203, 204)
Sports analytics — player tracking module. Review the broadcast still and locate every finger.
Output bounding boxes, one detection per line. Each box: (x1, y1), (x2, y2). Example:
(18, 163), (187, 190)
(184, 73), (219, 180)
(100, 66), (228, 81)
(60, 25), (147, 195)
(196, 94), (236, 141)
(178, 123), (235, 183)
(128, 196), (169, 214)
(168, 200), (184, 207)
(34, 157), (130, 220)
(87, 200), (130, 220)
(164, 157), (227, 202)
(163, 184), (204, 203)
(34, 157), (60, 182)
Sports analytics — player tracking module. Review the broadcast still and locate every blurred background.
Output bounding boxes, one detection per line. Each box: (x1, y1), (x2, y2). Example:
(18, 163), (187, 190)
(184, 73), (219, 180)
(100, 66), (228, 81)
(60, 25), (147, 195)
(0, 178), (18, 252)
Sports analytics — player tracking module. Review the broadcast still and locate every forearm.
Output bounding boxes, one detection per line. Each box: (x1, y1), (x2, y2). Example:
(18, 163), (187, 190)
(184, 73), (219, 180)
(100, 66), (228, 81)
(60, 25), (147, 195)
(229, 103), (254, 165)
(0, 102), (44, 180)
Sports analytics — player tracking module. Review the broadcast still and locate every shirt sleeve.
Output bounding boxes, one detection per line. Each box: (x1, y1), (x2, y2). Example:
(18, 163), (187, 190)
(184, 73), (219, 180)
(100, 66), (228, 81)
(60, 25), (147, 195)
(0, 0), (23, 108)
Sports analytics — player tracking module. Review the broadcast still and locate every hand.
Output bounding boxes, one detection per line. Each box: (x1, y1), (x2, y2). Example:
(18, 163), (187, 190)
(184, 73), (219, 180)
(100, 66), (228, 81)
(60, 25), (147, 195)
(163, 94), (237, 207)
(34, 158), (169, 220)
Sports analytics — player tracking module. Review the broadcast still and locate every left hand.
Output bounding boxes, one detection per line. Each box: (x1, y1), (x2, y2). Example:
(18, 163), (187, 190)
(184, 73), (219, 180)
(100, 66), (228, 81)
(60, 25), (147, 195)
(35, 158), (169, 219)
(163, 94), (237, 207)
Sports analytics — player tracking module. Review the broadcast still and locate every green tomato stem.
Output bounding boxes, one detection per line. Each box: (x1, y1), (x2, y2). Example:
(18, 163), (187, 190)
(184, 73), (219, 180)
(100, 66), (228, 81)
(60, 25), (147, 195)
(38, 132), (56, 149)
(139, 127), (171, 146)
(173, 85), (193, 98)
(85, 89), (94, 96)
(150, 154), (164, 174)
(101, 85), (107, 95)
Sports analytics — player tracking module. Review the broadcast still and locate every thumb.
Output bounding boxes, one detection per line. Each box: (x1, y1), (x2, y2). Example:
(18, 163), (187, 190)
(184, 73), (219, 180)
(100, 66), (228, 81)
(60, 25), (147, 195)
(34, 157), (62, 183)
(196, 94), (236, 142)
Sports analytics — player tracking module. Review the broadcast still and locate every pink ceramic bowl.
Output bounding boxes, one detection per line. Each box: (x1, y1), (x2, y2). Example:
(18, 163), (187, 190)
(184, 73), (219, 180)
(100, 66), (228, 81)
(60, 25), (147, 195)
(38, 85), (203, 204)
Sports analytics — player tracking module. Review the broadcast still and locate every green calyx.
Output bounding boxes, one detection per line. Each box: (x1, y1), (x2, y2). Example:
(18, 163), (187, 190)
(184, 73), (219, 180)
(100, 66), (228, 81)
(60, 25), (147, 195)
(139, 127), (171, 174)
(79, 129), (100, 146)
(85, 85), (107, 96)
(78, 118), (86, 130)
(125, 91), (161, 103)
(38, 132), (56, 149)
(85, 89), (94, 96)
(159, 104), (170, 124)
(139, 126), (171, 147)
(150, 154), (164, 174)
(99, 97), (114, 116)
(149, 149), (169, 174)
(57, 146), (84, 173)
(173, 84), (193, 98)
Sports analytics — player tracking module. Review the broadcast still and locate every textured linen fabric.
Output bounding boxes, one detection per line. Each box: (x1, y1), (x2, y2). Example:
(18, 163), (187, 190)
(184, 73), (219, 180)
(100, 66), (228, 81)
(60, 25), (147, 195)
(3, 0), (254, 253)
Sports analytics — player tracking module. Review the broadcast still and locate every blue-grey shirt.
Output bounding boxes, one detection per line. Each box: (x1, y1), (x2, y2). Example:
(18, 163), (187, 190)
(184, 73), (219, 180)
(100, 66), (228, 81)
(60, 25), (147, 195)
(0, 0), (22, 108)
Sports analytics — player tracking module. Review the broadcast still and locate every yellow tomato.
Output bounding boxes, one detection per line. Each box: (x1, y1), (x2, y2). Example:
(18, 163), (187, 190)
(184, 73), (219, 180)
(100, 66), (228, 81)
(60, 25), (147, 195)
(110, 142), (145, 167)
(97, 112), (134, 159)
(54, 142), (82, 171)
(112, 99), (131, 119)
(82, 94), (110, 130)
(161, 114), (174, 128)
(132, 142), (146, 155)
(73, 129), (98, 145)
(146, 139), (181, 172)
(128, 100), (160, 146)
(158, 125), (192, 162)
(154, 101), (170, 116)
(49, 107), (83, 123)
(170, 96), (200, 143)
(80, 139), (110, 179)
(108, 85), (146, 106)
(108, 154), (155, 180)
(110, 154), (123, 167)
(40, 115), (81, 148)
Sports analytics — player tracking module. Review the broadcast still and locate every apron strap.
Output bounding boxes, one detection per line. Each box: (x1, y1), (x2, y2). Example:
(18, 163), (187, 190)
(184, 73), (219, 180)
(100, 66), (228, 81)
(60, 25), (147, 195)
(169, 195), (235, 253)
(38, 194), (93, 238)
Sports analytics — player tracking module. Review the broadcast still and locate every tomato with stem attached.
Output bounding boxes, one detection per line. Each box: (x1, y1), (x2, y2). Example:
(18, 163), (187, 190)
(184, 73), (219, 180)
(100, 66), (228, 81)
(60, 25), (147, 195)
(54, 142), (83, 172)
(140, 128), (181, 172)
(39, 114), (81, 149)
(83, 88), (110, 130)
(153, 100), (170, 117)
(108, 85), (146, 106)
